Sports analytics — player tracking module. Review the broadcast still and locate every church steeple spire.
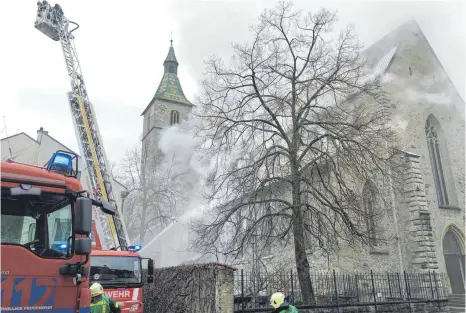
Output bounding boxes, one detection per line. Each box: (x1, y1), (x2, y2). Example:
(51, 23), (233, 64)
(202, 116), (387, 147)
(163, 39), (179, 75)
(140, 39), (191, 110)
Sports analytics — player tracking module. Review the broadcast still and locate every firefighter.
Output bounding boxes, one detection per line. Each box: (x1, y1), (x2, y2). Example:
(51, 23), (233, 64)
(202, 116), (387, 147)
(270, 292), (298, 313)
(53, 4), (63, 24)
(89, 282), (121, 313)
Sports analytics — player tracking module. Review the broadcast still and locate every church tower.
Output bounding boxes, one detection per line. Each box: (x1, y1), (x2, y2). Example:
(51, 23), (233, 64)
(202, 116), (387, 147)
(141, 40), (193, 153)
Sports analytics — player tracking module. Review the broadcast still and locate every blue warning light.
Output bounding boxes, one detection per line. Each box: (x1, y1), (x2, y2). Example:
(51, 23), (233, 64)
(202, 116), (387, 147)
(128, 245), (142, 252)
(49, 152), (73, 175)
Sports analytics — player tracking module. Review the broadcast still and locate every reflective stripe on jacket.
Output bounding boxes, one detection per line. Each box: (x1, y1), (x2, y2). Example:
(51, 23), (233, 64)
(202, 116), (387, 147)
(277, 305), (299, 313)
(90, 295), (120, 313)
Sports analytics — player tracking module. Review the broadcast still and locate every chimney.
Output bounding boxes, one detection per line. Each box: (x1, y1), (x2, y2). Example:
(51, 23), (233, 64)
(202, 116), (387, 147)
(37, 127), (48, 134)
(37, 127), (48, 142)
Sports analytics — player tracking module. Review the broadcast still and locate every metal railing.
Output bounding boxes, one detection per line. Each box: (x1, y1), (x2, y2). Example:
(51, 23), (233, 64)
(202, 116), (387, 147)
(233, 269), (449, 312)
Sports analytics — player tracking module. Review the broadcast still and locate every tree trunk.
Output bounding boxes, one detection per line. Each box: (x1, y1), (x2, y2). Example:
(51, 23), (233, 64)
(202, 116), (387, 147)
(139, 195), (147, 244)
(139, 163), (149, 244)
(291, 164), (315, 305)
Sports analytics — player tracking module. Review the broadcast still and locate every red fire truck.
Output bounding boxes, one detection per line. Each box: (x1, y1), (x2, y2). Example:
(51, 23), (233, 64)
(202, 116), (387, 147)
(1, 152), (105, 313)
(90, 249), (150, 312)
(89, 231), (151, 312)
(1, 152), (155, 313)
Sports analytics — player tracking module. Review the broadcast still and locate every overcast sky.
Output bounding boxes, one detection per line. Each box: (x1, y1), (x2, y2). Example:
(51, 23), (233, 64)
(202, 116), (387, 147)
(1, 0), (464, 165)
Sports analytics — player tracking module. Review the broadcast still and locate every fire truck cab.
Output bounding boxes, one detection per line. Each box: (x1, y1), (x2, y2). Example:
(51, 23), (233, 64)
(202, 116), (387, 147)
(0, 151), (115, 313)
(90, 246), (154, 313)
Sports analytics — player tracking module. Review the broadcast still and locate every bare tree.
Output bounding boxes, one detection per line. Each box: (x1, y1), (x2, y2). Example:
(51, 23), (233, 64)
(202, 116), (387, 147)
(119, 145), (187, 243)
(192, 2), (399, 304)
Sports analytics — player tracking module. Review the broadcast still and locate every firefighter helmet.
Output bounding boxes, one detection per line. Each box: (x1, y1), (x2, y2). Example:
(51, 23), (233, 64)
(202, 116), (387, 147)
(270, 292), (286, 309)
(90, 282), (104, 297)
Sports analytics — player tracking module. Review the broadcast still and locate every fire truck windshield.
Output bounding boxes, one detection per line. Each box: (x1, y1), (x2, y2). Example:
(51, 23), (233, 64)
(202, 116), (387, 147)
(90, 256), (142, 286)
(0, 188), (73, 259)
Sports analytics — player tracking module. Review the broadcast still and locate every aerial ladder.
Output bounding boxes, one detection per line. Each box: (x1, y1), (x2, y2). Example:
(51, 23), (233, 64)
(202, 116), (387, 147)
(33, 1), (130, 251)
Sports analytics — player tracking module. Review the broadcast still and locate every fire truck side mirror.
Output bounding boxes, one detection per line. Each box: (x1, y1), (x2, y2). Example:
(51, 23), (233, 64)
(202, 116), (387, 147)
(147, 275), (154, 284)
(142, 258), (155, 284)
(75, 237), (92, 256)
(75, 197), (92, 235)
(147, 258), (154, 283)
(148, 258), (154, 275)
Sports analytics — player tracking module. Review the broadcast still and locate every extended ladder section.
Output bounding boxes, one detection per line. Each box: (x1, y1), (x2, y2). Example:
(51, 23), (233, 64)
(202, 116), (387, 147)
(34, 2), (130, 250)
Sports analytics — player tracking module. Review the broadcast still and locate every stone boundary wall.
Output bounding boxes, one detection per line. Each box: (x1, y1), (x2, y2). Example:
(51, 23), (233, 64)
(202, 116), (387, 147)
(143, 262), (236, 313)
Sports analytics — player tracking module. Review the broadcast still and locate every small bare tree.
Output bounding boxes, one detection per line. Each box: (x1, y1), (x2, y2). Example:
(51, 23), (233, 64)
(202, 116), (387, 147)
(119, 145), (186, 243)
(192, 2), (399, 304)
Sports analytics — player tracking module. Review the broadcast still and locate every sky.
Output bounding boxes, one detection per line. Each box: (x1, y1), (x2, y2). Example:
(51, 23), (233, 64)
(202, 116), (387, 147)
(0, 0), (464, 166)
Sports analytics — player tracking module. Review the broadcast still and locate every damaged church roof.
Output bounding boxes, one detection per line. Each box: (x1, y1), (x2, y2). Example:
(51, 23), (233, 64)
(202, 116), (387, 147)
(360, 18), (463, 104)
(370, 45), (398, 77)
(361, 18), (423, 71)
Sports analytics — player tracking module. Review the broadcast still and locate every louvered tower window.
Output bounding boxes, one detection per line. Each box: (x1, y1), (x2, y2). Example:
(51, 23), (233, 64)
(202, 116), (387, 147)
(170, 110), (180, 125)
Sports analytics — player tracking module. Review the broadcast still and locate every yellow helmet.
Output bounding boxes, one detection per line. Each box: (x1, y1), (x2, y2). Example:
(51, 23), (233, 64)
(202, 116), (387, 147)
(270, 292), (286, 309)
(90, 283), (104, 297)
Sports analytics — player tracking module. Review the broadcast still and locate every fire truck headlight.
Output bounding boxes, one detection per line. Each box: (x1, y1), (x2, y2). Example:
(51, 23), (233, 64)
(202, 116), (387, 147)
(129, 303), (140, 311)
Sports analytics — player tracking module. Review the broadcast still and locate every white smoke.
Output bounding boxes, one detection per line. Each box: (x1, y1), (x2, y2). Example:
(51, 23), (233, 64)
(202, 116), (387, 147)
(157, 114), (219, 178)
(385, 72), (454, 107)
(158, 125), (195, 161)
(381, 72), (397, 84)
(139, 115), (214, 262)
(403, 88), (452, 106)
(378, 72), (458, 137)
(391, 114), (409, 134)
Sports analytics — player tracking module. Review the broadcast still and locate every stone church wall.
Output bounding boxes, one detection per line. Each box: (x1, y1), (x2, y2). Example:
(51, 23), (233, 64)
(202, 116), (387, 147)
(238, 27), (465, 287)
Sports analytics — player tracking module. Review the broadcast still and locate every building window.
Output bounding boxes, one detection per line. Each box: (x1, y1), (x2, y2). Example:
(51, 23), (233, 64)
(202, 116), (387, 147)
(300, 193), (312, 251)
(263, 204), (273, 257)
(425, 116), (449, 206)
(303, 211), (313, 251)
(362, 180), (377, 246)
(170, 110), (180, 125)
(442, 226), (465, 294)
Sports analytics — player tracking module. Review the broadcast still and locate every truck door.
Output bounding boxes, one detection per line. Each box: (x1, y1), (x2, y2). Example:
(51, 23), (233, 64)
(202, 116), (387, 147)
(1, 190), (86, 312)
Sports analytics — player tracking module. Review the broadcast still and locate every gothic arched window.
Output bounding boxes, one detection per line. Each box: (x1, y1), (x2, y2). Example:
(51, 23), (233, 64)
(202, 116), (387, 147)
(362, 180), (377, 246)
(442, 225), (465, 293)
(170, 110), (180, 125)
(425, 115), (449, 206)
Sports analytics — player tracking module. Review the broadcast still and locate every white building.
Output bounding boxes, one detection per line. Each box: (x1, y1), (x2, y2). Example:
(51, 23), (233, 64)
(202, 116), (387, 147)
(1, 127), (128, 216)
